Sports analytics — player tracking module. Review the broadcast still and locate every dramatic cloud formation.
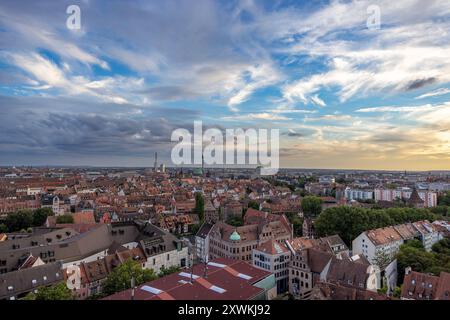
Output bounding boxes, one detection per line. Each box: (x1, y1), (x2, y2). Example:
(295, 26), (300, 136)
(0, 0), (449, 169)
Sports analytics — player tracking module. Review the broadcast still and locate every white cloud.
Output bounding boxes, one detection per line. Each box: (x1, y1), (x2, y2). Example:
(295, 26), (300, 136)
(227, 62), (282, 111)
(0, 10), (109, 69)
(311, 94), (326, 107)
(416, 88), (450, 99)
(7, 52), (146, 105)
(222, 112), (291, 121)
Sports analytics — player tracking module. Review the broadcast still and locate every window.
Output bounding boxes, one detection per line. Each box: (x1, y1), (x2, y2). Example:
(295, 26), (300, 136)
(167, 254), (170, 261)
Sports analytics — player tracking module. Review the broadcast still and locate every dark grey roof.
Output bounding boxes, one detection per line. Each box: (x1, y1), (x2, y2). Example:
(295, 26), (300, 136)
(0, 262), (63, 299)
(196, 222), (214, 239)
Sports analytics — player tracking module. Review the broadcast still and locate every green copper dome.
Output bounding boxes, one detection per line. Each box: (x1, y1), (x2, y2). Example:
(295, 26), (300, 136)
(230, 230), (241, 241)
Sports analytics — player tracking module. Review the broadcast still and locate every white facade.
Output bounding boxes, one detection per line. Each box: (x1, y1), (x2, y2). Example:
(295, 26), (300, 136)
(27, 187), (42, 196)
(374, 188), (437, 207)
(253, 248), (290, 294)
(143, 246), (189, 273)
(345, 187), (374, 201)
(352, 232), (404, 266)
(195, 235), (210, 263)
(319, 176), (335, 184)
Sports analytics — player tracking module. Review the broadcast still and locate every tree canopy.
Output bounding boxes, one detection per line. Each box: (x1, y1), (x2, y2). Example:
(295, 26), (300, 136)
(247, 200), (259, 210)
(438, 191), (450, 206)
(158, 265), (181, 277)
(226, 215), (244, 227)
(314, 206), (439, 246)
(301, 196), (323, 218)
(32, 207), (53, 226)
(3, 207), (54, 232)
(285, 212), (303, 236)
(102, 259), (158, 296)
(194, 192), (205, 222)
(56, 214), (74, 224)
(5, 210), (33, 232)
(396, 239), (450, 284)
(23, 282), (73, 300)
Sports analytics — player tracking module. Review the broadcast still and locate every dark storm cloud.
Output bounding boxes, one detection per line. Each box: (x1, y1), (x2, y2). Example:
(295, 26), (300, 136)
(283, 132), (303, 137)
(137, 86), (201, 101)
(405, 77), (437, 91)
(0, 95), (203, 163)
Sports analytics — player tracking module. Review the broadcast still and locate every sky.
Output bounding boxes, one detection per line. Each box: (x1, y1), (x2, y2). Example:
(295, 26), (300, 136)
(0, 0), (450, 170)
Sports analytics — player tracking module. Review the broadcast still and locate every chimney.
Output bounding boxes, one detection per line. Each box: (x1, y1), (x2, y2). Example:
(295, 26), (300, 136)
(405, 266), (412, 275)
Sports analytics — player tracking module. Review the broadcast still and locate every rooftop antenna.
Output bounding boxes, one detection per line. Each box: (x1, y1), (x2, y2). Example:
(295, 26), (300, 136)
(203, 261), (208, 279)
(131, 277), (135, 301)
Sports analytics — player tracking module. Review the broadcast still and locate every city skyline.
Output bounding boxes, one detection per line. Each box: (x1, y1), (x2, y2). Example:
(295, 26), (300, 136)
(1, 0), (450, 170)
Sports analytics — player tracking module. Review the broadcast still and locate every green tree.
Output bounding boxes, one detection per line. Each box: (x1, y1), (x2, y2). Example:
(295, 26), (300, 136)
(301, 196), (323, 218)
(315, 206), (371, 245)
(32, 208), (53, 227)
(285, 212), (303, 236)
(396, 244), (438, 283)
(5, 210), (33, 232)
(56, 214), (74, 224)
(438, 191), (450, 206)
(102, 259), (158, 296)
(406, 239), (424, 249)
(24, 282), (73, 300)
(226, 215), (244, 227)
(432, 238), (450, 256)
(0, 223), (7, 233)
(377, 286), (388, 295)
(315, 206), (440, 246)
(430, 205), (449, 216)
(396, 240), (450, 284)
(373, 250), (393, 270)
(158, 265), (181, 277)
(194, 192), (205, 222)
(392, 286), (402, 299)
(247, 201), (259, 210)
(190, 223), (201, 235)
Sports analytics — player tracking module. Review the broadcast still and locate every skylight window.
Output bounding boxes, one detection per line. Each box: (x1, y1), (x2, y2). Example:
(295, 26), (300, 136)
(237, 273), (252, 280)
(210, 285), (226, 294)
(179, 272), (199, 279)
(140, 285), (162, 295)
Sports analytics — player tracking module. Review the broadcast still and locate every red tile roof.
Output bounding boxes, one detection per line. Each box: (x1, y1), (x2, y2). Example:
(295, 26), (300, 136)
(103, 258), (272, 300)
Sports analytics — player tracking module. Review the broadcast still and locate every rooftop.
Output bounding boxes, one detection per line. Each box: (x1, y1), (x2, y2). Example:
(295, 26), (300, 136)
(102, 258), (272, 300)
